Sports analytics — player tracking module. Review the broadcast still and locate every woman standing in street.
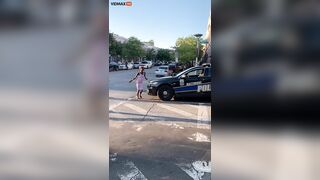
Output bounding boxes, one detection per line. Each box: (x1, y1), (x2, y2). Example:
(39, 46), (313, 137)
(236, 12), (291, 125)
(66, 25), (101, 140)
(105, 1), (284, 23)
(129, 66), (148, 99)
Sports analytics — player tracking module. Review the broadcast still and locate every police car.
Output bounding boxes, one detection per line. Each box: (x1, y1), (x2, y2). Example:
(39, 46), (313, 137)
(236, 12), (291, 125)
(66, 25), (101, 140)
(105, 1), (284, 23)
(147, 64), (211, 101)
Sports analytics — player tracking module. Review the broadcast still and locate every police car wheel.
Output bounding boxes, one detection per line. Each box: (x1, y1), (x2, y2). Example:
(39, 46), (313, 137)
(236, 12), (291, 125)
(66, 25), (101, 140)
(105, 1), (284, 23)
(158, 85), (174, 101)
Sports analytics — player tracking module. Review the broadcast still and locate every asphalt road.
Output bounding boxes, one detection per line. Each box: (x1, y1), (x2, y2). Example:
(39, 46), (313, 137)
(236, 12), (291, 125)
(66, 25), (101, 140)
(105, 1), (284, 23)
(109, 67), (212, 180)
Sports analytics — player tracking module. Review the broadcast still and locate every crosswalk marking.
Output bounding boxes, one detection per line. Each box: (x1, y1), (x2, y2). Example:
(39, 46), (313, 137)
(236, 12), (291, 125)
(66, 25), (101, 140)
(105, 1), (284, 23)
(124, 103), (148, 114)
(109, 97), (133, 111)
(117, 161), (148, 180)
(197, 105), (210, 122)
(110, 99), (211, 126)
(156, 103), (197, 119)
(188, 132), (210, 142)
(177, 161), (211, 180)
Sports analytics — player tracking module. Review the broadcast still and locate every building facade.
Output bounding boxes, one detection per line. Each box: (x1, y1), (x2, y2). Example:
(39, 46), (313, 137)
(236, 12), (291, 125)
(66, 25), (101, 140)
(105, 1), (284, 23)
(200, 13), (211, 64)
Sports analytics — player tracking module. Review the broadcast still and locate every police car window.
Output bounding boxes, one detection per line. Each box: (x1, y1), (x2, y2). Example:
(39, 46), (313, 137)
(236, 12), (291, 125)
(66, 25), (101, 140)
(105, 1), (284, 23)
(204, 68), (211, 77)
(187, 69), (203, 77)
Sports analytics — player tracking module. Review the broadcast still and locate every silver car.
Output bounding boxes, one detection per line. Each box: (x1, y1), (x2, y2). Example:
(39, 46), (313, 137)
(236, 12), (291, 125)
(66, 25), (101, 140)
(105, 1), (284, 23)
(139, 61), (151, 69)
(133, 62), (140, 69)
(119, 63), (133, 70)
(155, 65), (169, 77)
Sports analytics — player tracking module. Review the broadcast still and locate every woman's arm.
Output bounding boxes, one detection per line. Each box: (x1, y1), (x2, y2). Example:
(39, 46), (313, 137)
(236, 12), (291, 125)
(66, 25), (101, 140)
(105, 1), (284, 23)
(129, 73), (138, 83)
(144, 72), (148, 80)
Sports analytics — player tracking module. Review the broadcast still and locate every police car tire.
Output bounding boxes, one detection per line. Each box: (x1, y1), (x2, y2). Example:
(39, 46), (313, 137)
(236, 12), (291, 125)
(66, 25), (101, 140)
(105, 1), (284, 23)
(158, 85), (174, 101)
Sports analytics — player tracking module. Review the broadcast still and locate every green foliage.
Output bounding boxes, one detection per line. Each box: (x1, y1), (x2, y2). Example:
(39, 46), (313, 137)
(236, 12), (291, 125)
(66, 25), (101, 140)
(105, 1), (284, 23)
(146, 48), (156, 60)
(175, 36), (204, 63)
(169, 51), (175, 61)
(147, 40), (154, 46)
(156, 49), (173, 61)
(109, 33), (123, 57)
(122, 37), (145, 61)
(111, 33), (206, 64)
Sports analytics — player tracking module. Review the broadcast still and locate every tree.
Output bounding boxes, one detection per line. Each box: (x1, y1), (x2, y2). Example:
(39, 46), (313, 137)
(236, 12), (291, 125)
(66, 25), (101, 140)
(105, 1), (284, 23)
(156, 49), (173, 61)
(175, 36), (204, 64)
(146, 48), (156, 60)
(109, 33), (124, 60)
(148, 40), (154, 46)
(169, 50), (175, 61)
(122, 37), (145, 61)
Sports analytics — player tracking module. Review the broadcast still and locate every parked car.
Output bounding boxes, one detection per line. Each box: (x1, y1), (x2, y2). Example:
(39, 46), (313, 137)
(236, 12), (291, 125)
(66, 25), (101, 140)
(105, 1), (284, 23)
(133, 62), (140, 69)
(139, 61), (152, 69)
(147, 60), (153, 67)
(128, 63), (134, 69)
(119, 62), (133, 70)
(155, 65), (170, 77)
(168, 64), (176, 75)
(148, 64), (211, 101)
(154, 61), (162, 66)
(109, 61), (119, 71)
(169, 63), (183, 73)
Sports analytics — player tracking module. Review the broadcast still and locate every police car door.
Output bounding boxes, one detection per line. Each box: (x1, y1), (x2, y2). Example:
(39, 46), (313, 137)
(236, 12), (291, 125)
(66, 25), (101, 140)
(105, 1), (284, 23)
(198, 67), (211, 95)
(178, 68), (204, 95)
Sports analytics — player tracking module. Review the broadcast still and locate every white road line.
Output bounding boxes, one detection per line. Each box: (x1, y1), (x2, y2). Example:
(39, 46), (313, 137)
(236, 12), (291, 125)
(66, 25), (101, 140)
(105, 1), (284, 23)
(189, 105), (199, 109)
(197, 105), (210, 122)
(188, 132), (210, 142)
(117, 161), (148, 180)
(109, 97), (134, 111)
(177, 161), (211, 180)
(156, 103), (197, 119)
(189, 103), (210, 109)
(124, 103), (148, 114)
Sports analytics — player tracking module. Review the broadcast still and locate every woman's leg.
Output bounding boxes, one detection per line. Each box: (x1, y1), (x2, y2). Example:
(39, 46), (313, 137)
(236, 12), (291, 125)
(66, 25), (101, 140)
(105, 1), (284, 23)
(139, 90), (143, 98)
(136, 90), (140, 99)
(135, 83), (140, 99)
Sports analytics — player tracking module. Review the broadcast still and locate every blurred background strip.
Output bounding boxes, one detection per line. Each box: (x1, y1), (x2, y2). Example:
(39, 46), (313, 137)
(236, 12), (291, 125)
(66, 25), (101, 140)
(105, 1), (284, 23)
(0, 0), (108, 179)
(213, 0), (320, 180)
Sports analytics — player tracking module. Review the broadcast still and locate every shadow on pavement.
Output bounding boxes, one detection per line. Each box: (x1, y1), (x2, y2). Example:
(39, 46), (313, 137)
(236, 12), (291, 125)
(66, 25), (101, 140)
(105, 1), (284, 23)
(109, 154), (194, 180)
(109, 96), (211, 106)
(174, 96), (211, 103)
(109, 111), (211, 125)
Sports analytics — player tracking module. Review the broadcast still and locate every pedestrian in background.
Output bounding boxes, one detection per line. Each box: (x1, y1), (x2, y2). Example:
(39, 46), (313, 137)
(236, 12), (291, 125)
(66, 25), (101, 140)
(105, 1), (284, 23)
(129, 66), (148, 99)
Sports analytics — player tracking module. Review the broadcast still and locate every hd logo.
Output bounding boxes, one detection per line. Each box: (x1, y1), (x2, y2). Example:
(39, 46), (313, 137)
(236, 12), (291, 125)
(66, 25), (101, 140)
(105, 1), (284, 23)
(197, 84), (211, 92)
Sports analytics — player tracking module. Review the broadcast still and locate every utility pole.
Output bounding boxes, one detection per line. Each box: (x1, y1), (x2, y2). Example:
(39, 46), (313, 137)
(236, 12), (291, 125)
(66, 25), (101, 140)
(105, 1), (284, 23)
(171, 46), (178, 63)
(194, 34), (203, 66)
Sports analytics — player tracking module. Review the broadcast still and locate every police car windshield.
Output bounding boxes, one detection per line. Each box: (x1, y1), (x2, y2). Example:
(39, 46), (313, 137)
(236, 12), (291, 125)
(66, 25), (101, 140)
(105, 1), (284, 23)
(175, 68), (195, 77)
